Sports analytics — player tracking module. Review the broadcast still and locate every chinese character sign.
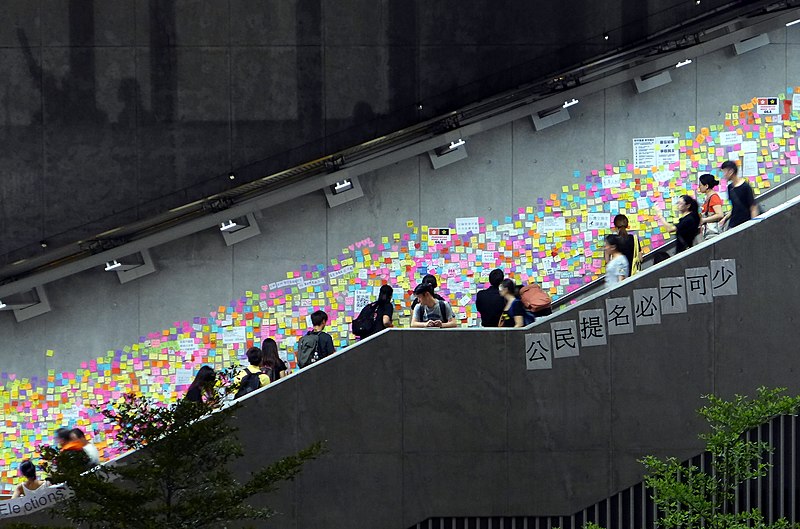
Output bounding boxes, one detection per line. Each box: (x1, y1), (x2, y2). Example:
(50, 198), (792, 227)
(551, 320), (579, 358)
(606, 297), (634, 335)
(659, 277), (687, 315)
(525, 333), (552, 370)
(685, 267), (712, 305)
(711, 259), (738, 296)
(579, 309), (607, 347)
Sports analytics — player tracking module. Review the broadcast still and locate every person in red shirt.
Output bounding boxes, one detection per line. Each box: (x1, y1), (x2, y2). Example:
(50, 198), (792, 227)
(698, 173), (724, 240)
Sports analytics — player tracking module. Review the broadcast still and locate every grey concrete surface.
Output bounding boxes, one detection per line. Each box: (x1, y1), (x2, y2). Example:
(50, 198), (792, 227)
(3, 201), (800, 528)
(2, 30), (800, 382)
(0, 0), (768, 262)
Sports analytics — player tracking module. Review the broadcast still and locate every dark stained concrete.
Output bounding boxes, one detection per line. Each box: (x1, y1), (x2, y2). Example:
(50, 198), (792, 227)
(0, 0), (745, 261)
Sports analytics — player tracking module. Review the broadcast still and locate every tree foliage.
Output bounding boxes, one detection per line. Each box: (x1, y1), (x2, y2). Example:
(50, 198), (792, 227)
(9, 367), (325, 529)
(579, 387), (800, 529)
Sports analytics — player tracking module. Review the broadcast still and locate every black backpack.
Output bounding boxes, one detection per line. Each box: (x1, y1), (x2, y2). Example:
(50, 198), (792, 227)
(234, 369), (262, 399)
(352, 302), (380, 338)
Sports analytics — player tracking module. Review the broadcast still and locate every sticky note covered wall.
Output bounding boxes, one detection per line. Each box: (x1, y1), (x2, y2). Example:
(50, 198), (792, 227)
(1, 91), (798, 492)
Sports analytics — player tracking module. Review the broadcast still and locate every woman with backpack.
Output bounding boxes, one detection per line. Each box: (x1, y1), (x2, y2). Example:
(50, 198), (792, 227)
(352, 284), (394, 338)
(498, 279), (534, 327)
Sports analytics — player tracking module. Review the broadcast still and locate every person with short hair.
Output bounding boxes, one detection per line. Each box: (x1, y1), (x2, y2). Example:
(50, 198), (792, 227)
(297, 311), (335, 367)
(233, 347), (270, 390)
(411, 283), (457, 328)
(409, 274), (444, 314)
(476, 268), (506, 327)
(719, 160), (757, 229)
(604, 234), (630, 286)
(11, 460), (49, 499)
(698, 173), (724, 240)
(374, 284), (395, 332)
(656, 194), (701, 253)
(71, 428), (100, 466)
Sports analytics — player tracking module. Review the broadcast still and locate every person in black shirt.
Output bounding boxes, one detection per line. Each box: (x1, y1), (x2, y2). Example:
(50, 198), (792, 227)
(612, 214), (639, 276)
(719, 160), (757, 229)
(305, 310), (335, 360)
(656, 194), (701, 253)
(260, 337), (289, 381)
(185, 365), (216, 402)
(374, 284), (395, 332)
(476, 268), (506, 327)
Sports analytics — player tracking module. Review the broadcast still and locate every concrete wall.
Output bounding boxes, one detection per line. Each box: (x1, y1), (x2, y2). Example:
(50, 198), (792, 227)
(201, 197), (800, 528)
(1, 24), (798, 382)
(4, 199), (796, 528)
(0, 0), (759, 262)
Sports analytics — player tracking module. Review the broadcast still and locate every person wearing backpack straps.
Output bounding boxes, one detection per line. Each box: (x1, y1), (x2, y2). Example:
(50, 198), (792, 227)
(297, 310), (335, 368)
(233, 347), (270, 398)
(411, 283), (458, 328)
(352, 284), (395, 339)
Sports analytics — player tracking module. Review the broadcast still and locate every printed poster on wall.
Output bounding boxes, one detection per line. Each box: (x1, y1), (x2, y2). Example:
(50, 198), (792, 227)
(756, 97), (779, 115)
(427, 227), (451, 244)
(632, 136), (679, 169)
(455, 216), (480, 235)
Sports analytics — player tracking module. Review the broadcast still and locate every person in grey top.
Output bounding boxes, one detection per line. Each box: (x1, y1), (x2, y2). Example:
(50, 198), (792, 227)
(410, 283), (457, 328)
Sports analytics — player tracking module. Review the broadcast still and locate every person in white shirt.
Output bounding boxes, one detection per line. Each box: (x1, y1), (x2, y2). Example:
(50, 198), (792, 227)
(72, 428), (100, 466)
(11, 460), (49, 498)
(604, 234), (630, 286)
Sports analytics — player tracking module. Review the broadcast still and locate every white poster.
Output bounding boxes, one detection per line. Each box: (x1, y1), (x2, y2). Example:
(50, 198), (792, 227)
(175, 368), (194, 386)
(654, 170), (673, 183)
(741, 141), (757, 153)
(178, 338), (196, 352)
(222, 327), (246, 345)
(719, 131), (742, 146)
(742, 152), (758, 177)
(587, 212), (609, 230)
(655, 136), (679, 166)
(633, 136), (678, 168)
(540, 217), (566, 233)
(601, 174), (621, 189)
(633, 137), (656, 168)
(455, 216), (480, 234)
(793, 93), (800, 113)
(756, 97), (779, 115)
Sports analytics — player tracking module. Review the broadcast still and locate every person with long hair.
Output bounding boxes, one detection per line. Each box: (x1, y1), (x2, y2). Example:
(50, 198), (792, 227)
(656, 194), (701, 253)
(604, 234), (629, 286)
(11, 460), (49, 498)
(612, 214), (639, 276)
(698, 173), (724, 240)
(260, 337), (289, 381)
(185, 365), (216, 403)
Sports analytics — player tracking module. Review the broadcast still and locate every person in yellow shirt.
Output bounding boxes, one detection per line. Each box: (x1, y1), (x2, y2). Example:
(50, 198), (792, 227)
(233, 347), (270, 398)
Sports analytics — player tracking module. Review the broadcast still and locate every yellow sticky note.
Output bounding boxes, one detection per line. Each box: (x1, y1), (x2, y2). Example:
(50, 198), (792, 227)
(46, 349), (54, 357)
